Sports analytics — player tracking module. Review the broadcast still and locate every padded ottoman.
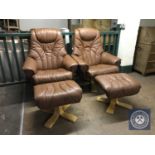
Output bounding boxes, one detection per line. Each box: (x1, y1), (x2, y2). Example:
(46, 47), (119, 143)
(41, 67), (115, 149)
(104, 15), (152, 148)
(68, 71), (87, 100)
(95, 73), (141, 114)
(34, 80), (82, 128)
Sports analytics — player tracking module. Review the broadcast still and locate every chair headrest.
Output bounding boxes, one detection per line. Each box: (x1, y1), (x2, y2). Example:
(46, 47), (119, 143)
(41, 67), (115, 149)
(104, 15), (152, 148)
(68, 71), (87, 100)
(76, 28), (99, 41)
(31, 28), (60, 43)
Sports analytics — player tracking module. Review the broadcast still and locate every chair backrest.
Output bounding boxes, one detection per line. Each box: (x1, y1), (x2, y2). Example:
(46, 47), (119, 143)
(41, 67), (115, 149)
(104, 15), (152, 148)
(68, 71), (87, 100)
(73, 28), (104, 66)
(29, 28), (67, 70)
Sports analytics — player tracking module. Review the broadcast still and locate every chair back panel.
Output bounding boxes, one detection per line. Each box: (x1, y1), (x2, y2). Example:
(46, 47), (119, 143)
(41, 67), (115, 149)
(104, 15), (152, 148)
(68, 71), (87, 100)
(73, 28), (104, 66)
(29, 28), (67, 70)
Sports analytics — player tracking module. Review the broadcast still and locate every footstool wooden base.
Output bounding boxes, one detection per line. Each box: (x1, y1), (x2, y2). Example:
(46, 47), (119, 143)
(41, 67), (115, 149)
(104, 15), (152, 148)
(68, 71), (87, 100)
(96, 96), (133, 114)
(44, 104), (78, 128)
(95, 73), (141, 114)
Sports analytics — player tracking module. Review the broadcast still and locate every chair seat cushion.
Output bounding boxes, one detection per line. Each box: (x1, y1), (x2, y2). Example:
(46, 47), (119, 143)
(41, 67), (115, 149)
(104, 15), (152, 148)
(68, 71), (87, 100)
(88, 64), (119, 77)
(34, 80), (82, 111)
(95, 73), (141, 98)
(33, 68), (72, 84)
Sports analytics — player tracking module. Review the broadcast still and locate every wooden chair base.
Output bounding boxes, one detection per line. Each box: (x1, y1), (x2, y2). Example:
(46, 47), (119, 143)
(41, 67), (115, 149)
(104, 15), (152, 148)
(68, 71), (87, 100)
(96, 96), (133, 114)
(44, 105), (78, 128)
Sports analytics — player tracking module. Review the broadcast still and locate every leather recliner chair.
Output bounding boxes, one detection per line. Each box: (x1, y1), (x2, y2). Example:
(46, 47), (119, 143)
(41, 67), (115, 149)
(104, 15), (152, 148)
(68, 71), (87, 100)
(22, 28), (83, 128)
(72, 28), (121, 79)
(23, 28), (78, 83)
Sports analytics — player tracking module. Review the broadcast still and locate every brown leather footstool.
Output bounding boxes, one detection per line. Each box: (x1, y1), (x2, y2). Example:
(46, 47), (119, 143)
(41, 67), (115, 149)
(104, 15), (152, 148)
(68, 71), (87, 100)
(95, 73), (141, 114)
(34, 80), (82, 128)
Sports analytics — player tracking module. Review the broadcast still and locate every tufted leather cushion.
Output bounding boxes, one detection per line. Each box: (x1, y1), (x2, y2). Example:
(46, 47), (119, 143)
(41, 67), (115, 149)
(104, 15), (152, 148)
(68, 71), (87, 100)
(33, 68), (72, 84)
(88, 64), (119, 77)
(34, 80), (82, 111)
(95, 73), (141, 99)
(29, 28), (67, 70)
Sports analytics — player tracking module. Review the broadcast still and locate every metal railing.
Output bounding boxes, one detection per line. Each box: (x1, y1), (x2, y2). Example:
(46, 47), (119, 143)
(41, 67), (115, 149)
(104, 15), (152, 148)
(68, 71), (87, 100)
(0, 31), (120, 86)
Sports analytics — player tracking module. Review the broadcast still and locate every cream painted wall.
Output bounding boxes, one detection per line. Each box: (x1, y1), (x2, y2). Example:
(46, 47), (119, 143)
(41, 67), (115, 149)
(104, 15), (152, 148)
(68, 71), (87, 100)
(117, 19), (140, 66)
(20, 19), (67, 31)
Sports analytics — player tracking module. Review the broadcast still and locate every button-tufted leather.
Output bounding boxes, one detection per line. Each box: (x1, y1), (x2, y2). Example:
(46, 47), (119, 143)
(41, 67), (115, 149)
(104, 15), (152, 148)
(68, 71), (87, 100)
(72, 28), (121, 77)
(95, 73), (141, 99)
(34, 80), (82, 111)
(23, 28), (78, 83)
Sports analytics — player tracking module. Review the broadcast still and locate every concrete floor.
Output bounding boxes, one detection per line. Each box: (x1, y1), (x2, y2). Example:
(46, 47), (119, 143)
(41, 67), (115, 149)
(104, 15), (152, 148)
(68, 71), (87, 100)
(0, 72), (155, 135)
(0, 84), (24, 134)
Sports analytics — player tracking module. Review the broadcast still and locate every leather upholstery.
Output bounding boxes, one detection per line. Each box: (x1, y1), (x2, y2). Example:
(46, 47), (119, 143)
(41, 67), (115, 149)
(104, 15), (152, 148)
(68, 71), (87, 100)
(33, 68), (72, 84)
(23, 57), (37, 78)
(88, 64), (119, 77)
(23, 28), (78, 83)
(73, 28), (103, 66)
(101, 52), (121, 66)
(95, 73), (141, 99)
(72, 28), (121, 77)
(34, 80), (82, 111)
(72, 55), (89, 72)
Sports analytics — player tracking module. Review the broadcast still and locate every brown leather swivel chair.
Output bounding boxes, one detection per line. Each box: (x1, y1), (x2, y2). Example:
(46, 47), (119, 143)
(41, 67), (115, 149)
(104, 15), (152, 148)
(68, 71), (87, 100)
(22, 28), (82, 128)
(23, 28), (78, 83)
(72, 28), (121, 79)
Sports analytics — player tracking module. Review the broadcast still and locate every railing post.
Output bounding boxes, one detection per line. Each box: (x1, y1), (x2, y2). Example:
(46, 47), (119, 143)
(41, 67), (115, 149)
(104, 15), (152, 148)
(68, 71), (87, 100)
(0, 54), (6, 82)
(113, 24), (125, 56)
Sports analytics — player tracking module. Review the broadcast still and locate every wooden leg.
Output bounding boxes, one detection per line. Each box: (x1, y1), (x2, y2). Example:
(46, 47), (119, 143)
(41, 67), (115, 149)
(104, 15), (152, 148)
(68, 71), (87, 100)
(59, 106), (78, 122)
(106, 99), (133, 114)
(44, 105), (78, 128)
(62, 104), (71, 111)
(106, 99), (117, 114)
(44, 107), (60, 128)
(116, 99), (133, 109)
(96, 96), (106, 102)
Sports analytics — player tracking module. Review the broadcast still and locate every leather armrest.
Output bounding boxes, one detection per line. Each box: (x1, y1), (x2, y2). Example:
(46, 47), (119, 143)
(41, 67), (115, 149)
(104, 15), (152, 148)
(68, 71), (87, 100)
(22, 57), (37, 78)
(72, 55), (89, 72)
(63, 55), (78, 72)
(101, 52), (121, 66)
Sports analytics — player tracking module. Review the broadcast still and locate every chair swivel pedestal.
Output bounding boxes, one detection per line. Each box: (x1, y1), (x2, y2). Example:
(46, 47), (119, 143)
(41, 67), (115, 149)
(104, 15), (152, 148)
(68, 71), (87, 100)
(96, 97), (133, 114)
(44, 105), (78, 128)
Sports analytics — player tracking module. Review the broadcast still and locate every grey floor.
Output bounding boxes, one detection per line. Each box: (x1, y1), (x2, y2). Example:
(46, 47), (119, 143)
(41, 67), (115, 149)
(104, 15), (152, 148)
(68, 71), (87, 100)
(0, 72), (155, 135)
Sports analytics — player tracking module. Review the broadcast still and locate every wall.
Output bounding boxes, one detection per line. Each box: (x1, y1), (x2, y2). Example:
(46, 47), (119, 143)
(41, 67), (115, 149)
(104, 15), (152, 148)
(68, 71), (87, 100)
(140, 19), (155, 27)
(20, 19), (68, 31)
(117, 19), (140, 66)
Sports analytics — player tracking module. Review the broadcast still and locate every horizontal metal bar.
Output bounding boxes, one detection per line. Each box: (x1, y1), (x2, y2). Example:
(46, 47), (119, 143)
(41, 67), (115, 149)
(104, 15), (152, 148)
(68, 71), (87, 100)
(100, 31), (119, 35)
(62, 32), (74, 36)
(0, 80), (26, 87)
(0, 33), (31, 37)
(0, 31), (120, 38)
